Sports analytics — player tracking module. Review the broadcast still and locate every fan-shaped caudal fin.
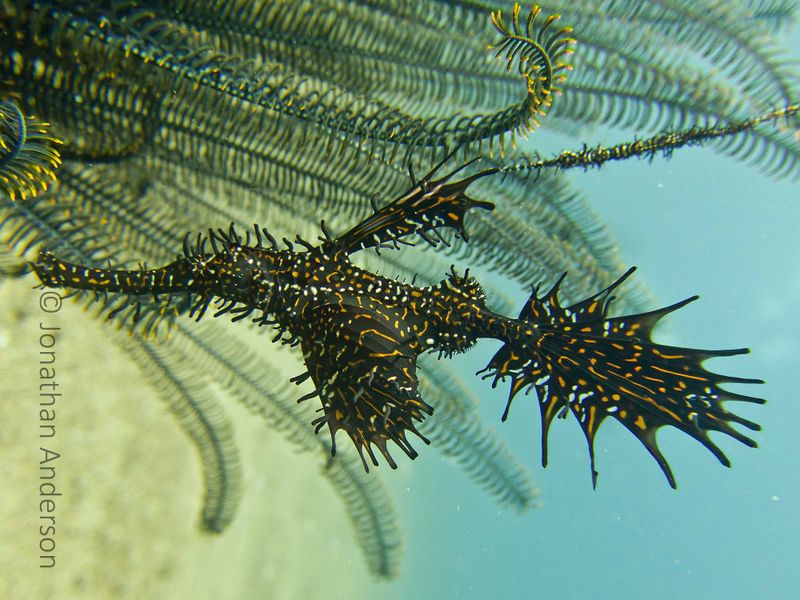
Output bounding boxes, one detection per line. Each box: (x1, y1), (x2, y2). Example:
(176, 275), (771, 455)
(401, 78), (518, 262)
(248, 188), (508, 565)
(336, 153), (495, 254)
(478, 268), (764, 488)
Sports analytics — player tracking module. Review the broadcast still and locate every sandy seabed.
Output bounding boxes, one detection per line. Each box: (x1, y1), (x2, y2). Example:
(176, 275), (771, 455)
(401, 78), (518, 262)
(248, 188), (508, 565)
(0, 275), (371, 600)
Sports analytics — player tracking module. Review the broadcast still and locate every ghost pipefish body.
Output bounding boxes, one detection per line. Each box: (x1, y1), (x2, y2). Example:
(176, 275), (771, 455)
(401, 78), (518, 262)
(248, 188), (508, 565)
(33, 119), (777, 488)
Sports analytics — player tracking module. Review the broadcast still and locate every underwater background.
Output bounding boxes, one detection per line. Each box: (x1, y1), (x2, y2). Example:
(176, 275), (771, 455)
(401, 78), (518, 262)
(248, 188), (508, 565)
(379, 26), (800, 600)
(1, 3), (798, 600)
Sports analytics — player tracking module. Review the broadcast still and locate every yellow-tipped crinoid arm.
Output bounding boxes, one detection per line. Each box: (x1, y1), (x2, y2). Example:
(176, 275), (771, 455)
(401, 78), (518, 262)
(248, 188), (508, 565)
(0, 100), (62, 201)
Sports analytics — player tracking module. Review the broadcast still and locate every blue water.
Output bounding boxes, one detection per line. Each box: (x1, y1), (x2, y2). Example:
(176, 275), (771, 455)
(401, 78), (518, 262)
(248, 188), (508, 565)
(379, 28), (800, 600)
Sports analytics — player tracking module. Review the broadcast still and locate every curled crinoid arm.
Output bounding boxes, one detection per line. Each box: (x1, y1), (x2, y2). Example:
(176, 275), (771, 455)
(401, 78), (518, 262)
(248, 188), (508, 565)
(0, 100), (62, 200)
(490, 3), (575, 139)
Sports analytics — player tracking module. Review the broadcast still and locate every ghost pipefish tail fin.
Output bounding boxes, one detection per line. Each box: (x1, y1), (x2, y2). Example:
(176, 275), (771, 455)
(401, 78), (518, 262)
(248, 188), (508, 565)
(479, 268), (764, 488)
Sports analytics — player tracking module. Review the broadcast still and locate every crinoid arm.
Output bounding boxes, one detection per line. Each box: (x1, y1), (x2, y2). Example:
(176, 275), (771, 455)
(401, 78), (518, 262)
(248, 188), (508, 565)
(479, 268), (764, 488)
(501, 105), (800, 177)
(0, 100), (62, 201)
(295, 295), (432, 471)
(336, 153), (495, 253)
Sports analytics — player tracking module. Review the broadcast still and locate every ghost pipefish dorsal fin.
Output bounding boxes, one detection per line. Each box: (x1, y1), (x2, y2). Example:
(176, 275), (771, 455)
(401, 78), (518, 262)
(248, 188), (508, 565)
(336, 154), (496, 254)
